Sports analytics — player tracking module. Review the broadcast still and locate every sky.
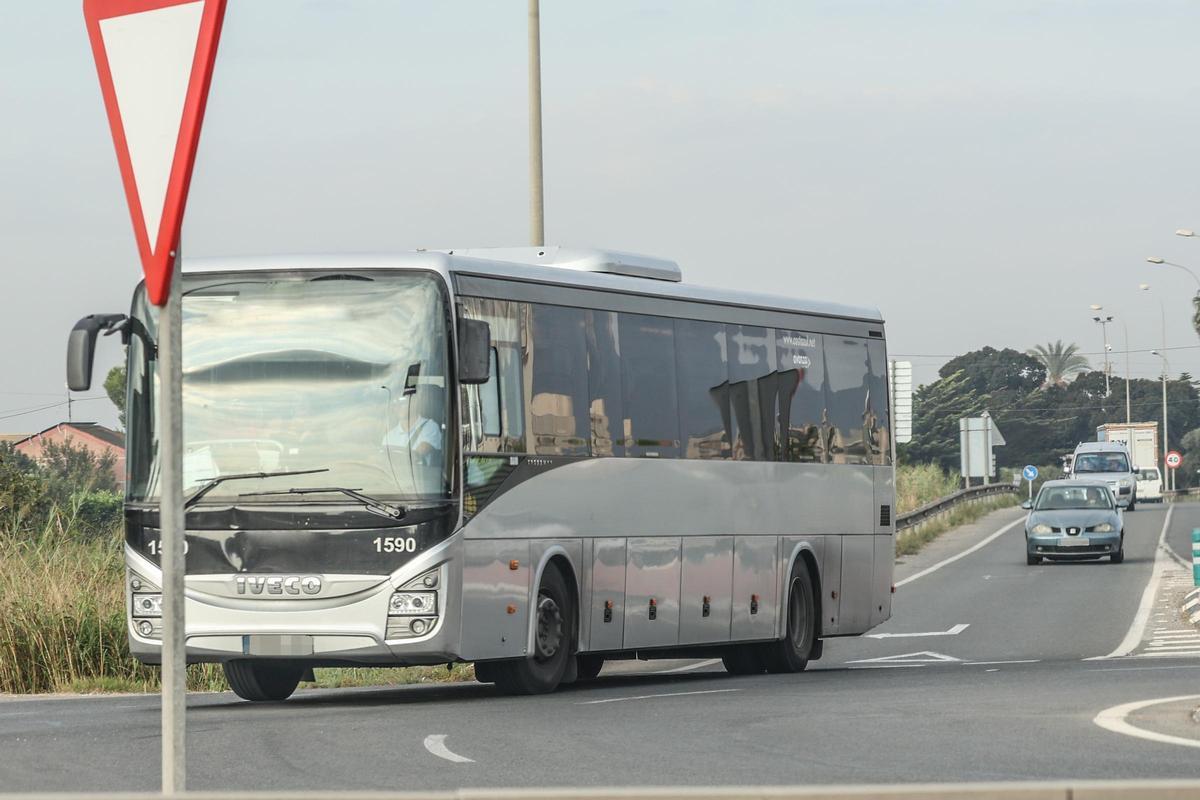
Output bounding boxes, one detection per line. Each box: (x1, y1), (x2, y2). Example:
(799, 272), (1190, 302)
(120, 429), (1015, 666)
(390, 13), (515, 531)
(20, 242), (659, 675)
(3, 1), (1200, 435)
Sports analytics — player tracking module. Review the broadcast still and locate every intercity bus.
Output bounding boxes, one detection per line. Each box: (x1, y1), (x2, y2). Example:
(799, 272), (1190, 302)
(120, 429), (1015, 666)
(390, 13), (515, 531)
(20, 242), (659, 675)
(66, 247), (894, 701)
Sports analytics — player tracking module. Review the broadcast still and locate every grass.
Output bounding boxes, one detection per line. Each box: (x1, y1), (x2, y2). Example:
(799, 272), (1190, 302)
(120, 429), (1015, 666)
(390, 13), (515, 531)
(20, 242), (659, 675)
(895, 463), (961, 515)
(895, 494), (1019, 556)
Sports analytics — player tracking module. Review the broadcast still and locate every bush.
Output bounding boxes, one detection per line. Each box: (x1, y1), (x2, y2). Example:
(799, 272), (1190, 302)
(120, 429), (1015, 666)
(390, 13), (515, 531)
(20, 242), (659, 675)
(896, 463), (960, 514)
(72, 491), (124, 538)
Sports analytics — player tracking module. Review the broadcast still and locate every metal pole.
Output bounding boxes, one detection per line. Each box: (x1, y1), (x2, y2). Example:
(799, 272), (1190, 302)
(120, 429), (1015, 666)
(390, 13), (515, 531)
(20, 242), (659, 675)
(528, 0), (545, 247)
(1096, 319), (1111, 396)
(159, 252), (186, 795)
(1192, 529), (1200, 587)
(1122, 319), (1131, 425)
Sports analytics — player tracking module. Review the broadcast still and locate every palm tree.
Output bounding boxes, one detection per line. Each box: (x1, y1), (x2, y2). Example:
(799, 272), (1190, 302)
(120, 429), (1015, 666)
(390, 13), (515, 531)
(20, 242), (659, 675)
(1027, 340), (1089, 388)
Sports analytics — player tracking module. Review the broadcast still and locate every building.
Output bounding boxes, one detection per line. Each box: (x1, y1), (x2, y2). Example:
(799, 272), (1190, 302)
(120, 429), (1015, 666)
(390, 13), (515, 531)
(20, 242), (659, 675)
(12, 422), (125, 490)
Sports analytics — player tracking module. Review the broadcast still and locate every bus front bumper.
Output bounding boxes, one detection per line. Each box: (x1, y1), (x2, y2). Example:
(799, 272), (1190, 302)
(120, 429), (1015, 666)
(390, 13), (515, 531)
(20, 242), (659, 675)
(125, 544), (464, 666)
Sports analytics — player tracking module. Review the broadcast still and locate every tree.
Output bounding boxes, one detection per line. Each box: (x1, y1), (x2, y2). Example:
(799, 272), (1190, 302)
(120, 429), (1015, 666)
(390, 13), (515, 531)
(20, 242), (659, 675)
(904, 369), (990, 472)
(104, 365), (126, 428)
(1026, 341), (1089, 388)
(37, 438), (118, 502)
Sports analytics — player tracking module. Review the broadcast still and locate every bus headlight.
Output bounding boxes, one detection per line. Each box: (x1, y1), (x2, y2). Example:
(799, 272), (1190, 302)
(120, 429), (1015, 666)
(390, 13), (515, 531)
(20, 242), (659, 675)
(132, 593), (163, 618)
(389, 591), (437, 616)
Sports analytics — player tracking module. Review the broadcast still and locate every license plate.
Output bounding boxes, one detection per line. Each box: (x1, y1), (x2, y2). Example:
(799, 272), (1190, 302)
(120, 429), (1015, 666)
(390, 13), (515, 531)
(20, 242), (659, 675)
(1058, 537), (1090, 547)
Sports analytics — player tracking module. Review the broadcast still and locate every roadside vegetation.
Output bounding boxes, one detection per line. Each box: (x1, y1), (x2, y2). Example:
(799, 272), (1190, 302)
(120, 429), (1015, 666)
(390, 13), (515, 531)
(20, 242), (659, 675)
(0, 441), (472, 695)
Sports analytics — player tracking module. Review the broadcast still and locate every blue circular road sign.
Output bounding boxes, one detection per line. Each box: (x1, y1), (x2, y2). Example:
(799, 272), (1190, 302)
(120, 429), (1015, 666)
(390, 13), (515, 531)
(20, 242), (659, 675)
(1022, 465), (1038, 481)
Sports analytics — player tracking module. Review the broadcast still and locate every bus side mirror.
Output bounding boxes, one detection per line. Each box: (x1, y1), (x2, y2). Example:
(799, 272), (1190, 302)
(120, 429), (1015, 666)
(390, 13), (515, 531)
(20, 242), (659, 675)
(67, 314), (126, 391)
(457, 318), (492, 385)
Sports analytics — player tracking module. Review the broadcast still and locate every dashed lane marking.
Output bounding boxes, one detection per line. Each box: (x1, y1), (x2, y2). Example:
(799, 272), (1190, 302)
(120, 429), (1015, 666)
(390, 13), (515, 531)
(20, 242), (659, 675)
(846, 651), (961, 664)
(579, 688), (740, 705)
(422, 734), (474, 764)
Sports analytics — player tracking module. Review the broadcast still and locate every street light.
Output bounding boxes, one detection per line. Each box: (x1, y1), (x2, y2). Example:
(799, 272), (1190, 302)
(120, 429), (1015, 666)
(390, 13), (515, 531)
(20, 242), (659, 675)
(1146, 257), (1200, 290)
(1091, 304), (1130, 424)
(1149, 349), (1172, 491)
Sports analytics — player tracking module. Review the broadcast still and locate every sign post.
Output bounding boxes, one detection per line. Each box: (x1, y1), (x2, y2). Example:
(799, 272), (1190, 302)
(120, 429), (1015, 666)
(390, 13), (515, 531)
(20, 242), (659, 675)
(1022, 465), (1038, 503)
(83, 1), (227, 793)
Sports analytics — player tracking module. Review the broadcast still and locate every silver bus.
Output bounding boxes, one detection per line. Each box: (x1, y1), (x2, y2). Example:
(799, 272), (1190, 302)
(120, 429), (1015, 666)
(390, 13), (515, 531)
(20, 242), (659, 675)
(66, 247), (894, 701)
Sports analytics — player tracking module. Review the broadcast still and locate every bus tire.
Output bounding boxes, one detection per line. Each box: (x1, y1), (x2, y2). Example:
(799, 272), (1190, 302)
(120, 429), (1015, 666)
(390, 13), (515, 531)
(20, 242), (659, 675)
(576, 654), (604, 681)
(223, 659), (304, 702)
(492, 562), (573, 695)
(764, 561), (816, 674)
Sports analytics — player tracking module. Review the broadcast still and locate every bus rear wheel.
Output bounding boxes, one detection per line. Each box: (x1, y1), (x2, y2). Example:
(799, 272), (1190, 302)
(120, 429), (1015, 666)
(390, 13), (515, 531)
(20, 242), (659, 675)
(764, 561), (816, 674)
(492, 563), (574, 695)
(223, 659), (304, 702)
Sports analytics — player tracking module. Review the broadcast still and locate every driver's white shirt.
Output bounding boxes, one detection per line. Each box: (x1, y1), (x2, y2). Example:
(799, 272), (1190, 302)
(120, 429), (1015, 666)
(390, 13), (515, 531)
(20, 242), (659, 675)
(382, 415), (442, 452)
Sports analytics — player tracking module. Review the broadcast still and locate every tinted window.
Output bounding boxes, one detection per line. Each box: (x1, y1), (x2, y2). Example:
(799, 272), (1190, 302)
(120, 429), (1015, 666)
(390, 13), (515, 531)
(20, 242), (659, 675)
(866, 340), (891, 465)
(675, 320), (730, 459)
(619, 314), (680, 458)
(527, 304), (590, 456)
(824, 337), (872, 465)
(727, 325), (778, 461)
(586, 310), (624, 457)
(776, 330), (827, 463)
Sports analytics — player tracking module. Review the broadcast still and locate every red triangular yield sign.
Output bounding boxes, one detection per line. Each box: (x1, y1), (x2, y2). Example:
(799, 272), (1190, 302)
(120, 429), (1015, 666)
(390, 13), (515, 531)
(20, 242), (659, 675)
(83, 0), (227, 306)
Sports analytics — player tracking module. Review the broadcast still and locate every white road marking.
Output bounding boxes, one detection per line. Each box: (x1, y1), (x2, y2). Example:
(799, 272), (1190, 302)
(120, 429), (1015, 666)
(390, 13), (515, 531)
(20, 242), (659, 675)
(847, 650), (961, 664)
(422, 734), (474, 764)
(1089, 663), (1200, 673)
(964, 659), (1041, 666)
(895, 518), (1024, 588)
(579, 688), (740, 705)
(1094, 694), (1200, 749)
(866, 623), (969, 639)
(1090, 505), (1174, 660)
(847, 664), (925, 670)
(653, 658), (723, 674)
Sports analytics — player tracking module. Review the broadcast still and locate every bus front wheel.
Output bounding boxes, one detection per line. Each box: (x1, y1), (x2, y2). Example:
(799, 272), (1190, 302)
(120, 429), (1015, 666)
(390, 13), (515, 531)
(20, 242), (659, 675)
(492, 562), (574, 694)
(223, 659), (304, 702)
(764, 561), (816, 674)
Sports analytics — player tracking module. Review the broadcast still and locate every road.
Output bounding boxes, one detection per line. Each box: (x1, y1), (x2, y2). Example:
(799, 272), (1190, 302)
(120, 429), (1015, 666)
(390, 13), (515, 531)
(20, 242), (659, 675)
(4, 503), (1200, 791)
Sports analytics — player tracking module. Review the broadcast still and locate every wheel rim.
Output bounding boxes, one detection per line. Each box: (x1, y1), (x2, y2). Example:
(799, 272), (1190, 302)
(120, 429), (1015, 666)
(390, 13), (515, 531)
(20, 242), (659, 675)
(787, 577), (811, 653)
(534, 592), (563, 662)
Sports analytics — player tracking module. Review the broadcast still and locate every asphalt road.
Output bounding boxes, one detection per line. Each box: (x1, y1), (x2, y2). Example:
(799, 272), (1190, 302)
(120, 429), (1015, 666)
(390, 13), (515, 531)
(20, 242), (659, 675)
(4, 503), (1200, 792)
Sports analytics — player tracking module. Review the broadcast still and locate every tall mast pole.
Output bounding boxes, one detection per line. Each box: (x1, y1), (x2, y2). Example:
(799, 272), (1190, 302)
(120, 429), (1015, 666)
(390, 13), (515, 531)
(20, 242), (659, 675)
(528, 0), (545, 247)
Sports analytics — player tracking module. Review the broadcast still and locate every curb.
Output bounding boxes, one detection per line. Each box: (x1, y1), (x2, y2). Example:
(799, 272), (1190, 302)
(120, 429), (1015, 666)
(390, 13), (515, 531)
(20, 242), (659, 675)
(1185, 587), (1200, 627)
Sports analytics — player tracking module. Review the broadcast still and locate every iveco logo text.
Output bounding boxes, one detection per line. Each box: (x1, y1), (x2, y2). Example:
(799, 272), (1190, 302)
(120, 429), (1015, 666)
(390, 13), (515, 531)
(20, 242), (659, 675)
(235, 576), (322, 596)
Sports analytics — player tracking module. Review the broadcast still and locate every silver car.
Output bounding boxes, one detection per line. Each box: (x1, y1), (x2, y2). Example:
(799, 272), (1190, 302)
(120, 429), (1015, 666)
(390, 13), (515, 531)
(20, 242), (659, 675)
(1022, 479), (1124, 565)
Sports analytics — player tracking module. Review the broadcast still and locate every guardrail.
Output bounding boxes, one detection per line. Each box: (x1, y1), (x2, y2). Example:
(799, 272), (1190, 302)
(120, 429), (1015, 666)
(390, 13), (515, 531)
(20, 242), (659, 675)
(7, 781), (1200, 799)
(1165, 487), (1200, 503)
(895, 482), (1017, 532)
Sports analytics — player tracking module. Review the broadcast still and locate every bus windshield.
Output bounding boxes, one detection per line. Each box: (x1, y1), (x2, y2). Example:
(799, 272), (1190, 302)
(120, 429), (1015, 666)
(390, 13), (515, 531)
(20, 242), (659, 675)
(126, 271), (451, 503)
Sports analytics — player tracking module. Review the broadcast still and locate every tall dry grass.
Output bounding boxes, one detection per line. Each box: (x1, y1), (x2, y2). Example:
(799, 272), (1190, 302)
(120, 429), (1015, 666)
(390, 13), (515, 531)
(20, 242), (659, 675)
(0, 510), (224, 694)
(895, 463), (961, 514)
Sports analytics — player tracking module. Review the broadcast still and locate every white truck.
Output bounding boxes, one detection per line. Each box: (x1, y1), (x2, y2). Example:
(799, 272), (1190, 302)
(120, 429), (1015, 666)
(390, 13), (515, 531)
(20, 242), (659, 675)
(1096, 422), (1159, 472)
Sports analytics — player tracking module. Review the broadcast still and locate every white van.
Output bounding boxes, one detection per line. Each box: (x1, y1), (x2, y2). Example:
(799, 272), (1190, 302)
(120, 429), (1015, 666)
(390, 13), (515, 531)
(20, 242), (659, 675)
(1070, 441), (1137, 510)
(1136, 467), (1164, 503)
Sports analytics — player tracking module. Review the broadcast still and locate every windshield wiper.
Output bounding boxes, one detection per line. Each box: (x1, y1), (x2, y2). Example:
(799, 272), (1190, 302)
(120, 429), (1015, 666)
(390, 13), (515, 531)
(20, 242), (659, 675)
(237, 486), (406, 520)
(183, 469), (330, 510)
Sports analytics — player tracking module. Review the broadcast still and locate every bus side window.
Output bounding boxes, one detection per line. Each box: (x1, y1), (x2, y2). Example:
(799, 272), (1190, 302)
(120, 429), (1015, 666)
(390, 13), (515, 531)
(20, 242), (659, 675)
(586, 310), (624, 457)
(674, 319), (730, 460)
(460, 297), (525, 453)
(618, 313), (680, 459)
(727, 324), (777, 461)
(776, 330), (825, 463)
(526, 304), (590, 457)
(479, 347), (501, 437)
(823, 337), (872, 465)
(865, 340), (890, 465)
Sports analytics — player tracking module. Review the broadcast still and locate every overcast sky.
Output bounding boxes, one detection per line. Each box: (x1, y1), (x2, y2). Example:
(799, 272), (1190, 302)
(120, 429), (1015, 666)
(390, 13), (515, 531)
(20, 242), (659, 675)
(3, 1), (1200, 435)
